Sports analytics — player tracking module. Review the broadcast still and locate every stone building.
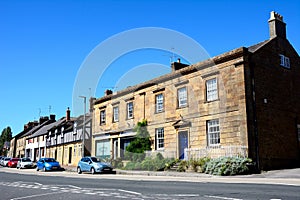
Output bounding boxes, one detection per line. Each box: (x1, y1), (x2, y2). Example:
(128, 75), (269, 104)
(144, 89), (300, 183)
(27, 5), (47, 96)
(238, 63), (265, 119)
(91, 12), (300, 170)
(46, 108), (92, 167)
(8, 121), (38, 158)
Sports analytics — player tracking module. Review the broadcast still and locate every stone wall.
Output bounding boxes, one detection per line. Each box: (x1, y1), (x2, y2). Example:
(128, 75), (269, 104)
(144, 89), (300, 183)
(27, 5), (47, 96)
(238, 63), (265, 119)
(92, 48), (249, 159)
(250, 37), (300, 170)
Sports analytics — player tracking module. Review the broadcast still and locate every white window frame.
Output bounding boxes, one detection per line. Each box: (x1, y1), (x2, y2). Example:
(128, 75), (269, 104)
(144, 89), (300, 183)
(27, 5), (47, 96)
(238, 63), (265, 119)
(207, 119), (220, 146)
(206, 78), (218, 102)
(280, 54), (290, 69)
(127, 102), (134, 119)
(156, 128), (164, 150)
(177, 87), (187, 107)
(113, 106), (119, 122)
(155, 93), (164, 113)
(100, 110), (106, 125)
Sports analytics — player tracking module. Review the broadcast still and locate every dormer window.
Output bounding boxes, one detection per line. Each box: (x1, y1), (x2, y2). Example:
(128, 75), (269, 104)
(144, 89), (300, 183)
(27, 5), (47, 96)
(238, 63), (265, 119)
(279, 54), (290, 69)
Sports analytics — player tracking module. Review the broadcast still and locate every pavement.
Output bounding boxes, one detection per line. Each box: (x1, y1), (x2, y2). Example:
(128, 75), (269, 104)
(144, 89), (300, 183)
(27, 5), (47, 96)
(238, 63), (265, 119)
(1, 165), (300, 186)
(62, 165), (300, 178)
(59, 165), (300, 186)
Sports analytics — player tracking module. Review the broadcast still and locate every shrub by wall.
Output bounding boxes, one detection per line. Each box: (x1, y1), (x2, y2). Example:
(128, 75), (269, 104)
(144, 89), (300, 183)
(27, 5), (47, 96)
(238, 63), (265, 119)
(204, 157), (254, 176)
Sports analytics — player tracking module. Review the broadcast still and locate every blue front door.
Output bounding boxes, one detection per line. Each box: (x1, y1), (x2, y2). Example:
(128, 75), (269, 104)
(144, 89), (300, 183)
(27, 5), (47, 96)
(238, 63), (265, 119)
(178, 131), (188, 159)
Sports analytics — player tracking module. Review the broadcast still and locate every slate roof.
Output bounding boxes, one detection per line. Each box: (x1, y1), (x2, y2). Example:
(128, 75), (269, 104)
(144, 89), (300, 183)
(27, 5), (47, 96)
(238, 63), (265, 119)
(75, 114), (92, 128)
(248, 39), (271, 53)
(27, 118), (66, 139)
(21, 120), (51, 138)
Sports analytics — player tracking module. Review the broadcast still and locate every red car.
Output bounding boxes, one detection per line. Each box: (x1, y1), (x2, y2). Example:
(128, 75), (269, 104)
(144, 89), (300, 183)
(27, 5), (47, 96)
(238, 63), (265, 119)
(7, 158), (20, 168)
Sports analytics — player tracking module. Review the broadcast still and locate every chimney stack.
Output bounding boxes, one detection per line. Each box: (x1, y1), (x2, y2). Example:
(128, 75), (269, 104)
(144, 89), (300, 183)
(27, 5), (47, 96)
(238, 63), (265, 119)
(268, 11), (286, 39)
(50, 114), (56, 121)
(89, 97), (96, 113)
(39, 116), (49, 124)
(171, 58), (189, 72)
(66, 107), (71, 121)
(105, 89), (113, 96)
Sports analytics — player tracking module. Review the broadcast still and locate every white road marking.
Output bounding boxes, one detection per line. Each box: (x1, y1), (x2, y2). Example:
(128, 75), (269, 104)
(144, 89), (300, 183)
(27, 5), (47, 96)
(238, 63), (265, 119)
(67, 184), (81, 189)
(118, 189), (142, 195)
(10, 191), (65, 200)
(204, 195), (243, 200)
(85, 192), (96, 195)
(173, 194), (200, 197)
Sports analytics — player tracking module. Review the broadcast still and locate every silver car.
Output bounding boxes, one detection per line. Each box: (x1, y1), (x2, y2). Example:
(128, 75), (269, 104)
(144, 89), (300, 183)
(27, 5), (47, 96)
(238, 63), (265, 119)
(77, 157), (113, 174)
(17, 158), (33, 169)
(0, 157), (5, 166)
(2, 157), (11, 167)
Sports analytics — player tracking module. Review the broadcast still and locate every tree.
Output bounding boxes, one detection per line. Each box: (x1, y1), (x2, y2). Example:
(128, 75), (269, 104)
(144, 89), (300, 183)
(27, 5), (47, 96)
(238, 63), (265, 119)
(125, 120), (151, 161)
(0, 126), (13, 156)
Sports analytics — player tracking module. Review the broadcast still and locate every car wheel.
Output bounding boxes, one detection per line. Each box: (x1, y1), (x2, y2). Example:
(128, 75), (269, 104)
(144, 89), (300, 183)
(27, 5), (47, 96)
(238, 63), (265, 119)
(91, 167), (95, 175)
(36, 166), (39, 171)
(77, 167), (82, 174)
(43, 167), (47, 172)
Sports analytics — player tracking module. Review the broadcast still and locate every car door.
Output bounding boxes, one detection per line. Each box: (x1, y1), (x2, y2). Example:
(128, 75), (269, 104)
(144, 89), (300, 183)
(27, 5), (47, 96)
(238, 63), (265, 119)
(37, 159), (44, 169)
(86, 158), (92, 172)
(81, 158), (88, 172)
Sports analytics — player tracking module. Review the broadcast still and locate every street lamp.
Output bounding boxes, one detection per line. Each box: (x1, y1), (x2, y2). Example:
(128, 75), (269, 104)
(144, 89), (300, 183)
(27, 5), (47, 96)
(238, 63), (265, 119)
(79, 96), (86, 157)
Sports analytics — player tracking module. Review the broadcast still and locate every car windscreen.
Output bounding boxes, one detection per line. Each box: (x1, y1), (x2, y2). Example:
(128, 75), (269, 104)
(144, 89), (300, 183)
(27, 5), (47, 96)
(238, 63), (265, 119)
(5, 158), (10, 161)
(12, 159), (19, 161)
(44, 158), (56, 162)
(22, 158), (31, 162)
(91, 157), (101, 162)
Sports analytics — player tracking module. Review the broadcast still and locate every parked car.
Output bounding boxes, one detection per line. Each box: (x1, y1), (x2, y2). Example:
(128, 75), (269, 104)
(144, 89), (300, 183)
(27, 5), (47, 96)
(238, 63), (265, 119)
(2, 157), (11, 167)
(7, 158), (20, 168)
(17, 158), (33, 169)
(0, 157), (5, 166)
(36, 158), (61, 171)
(77, 156), (113, 174)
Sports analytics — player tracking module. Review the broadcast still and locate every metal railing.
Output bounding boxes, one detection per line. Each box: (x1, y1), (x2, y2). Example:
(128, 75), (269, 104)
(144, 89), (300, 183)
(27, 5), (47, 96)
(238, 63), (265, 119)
(184, 145), (248, 160)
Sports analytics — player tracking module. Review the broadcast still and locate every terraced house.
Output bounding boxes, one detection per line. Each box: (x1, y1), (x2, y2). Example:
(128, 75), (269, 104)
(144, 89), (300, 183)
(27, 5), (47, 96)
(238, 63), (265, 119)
(46, 109), (92, 167)
(92, 11), (300, 170)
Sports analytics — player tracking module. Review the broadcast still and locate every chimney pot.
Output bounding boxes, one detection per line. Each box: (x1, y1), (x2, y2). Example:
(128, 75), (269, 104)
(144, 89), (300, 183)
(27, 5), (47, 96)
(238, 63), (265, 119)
(66, 107), (71, 121)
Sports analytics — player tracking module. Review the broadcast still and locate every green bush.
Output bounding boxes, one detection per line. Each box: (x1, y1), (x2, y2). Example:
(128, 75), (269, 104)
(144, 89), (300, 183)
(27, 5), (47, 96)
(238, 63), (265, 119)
(177, 160), (188, 172)
(124, 152), (146, 162)
(204, 157), (253, 176)
(124, 161), (137, 170)
(123, 153), (175, 171)
(111, 157), (123, 169)
(188, 157), (211, 172)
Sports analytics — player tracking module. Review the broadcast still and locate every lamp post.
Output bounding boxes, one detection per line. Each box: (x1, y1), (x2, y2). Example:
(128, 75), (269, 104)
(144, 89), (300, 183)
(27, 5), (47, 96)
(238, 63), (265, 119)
(79, 96), (86, 157)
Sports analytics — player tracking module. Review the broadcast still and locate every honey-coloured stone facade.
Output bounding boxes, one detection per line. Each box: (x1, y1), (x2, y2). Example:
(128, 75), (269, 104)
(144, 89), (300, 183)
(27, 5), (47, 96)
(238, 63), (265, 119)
(91, 12), (300, 170)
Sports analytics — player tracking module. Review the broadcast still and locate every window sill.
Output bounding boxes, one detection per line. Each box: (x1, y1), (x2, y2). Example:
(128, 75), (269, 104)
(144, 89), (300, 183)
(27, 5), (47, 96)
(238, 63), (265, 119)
(176, 105), (188, 109)
(204, 98), (220, 103)
(207, 144), (221, 148)
(155, 111), (165, 114)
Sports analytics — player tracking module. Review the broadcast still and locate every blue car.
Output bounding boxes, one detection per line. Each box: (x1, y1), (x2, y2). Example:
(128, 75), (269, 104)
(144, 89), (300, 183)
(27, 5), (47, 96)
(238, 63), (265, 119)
(36, 158), (61, 171)
(77, 157), (113, 174)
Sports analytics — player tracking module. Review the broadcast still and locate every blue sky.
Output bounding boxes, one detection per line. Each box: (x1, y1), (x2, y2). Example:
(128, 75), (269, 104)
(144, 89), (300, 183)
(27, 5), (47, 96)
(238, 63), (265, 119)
(0, 0), (299, 136)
